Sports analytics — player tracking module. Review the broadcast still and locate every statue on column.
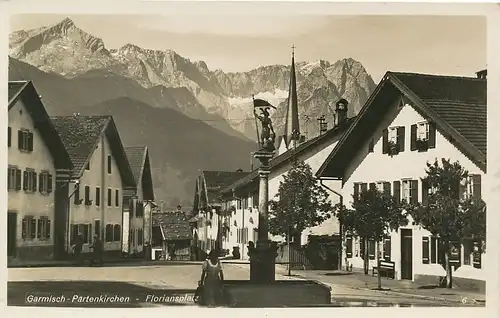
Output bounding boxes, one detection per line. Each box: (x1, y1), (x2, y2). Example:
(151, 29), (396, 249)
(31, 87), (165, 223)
(254, 107), (276, 152)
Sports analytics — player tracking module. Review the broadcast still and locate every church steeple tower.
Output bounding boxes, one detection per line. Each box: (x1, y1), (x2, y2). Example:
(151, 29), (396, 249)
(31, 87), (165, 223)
(282, 45), (300, 150)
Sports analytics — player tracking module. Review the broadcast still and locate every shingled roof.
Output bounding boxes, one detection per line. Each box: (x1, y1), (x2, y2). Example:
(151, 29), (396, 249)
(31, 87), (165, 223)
(8, 81), (73, 171)
(153, 212), (192, 241)
(317, 71), (487, 178)
(125, 146), (155, 201)
(50, 115), (136, 187)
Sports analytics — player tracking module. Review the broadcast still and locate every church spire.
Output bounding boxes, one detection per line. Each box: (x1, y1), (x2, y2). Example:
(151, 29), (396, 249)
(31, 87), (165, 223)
(283, 45), (300, 148)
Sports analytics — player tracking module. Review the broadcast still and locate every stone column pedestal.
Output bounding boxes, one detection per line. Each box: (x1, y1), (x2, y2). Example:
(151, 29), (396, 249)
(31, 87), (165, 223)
(249, 150), (276, 283)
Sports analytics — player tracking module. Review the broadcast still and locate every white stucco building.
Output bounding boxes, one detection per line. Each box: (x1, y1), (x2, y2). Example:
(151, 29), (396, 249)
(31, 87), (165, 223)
(316, 70), (487, 291)
(7, 81), (74, 262)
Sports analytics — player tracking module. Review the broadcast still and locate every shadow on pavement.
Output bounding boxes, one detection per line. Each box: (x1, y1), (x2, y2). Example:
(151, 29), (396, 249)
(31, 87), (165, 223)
(324, 272), (355, 277)
(8, 281), (197, 307)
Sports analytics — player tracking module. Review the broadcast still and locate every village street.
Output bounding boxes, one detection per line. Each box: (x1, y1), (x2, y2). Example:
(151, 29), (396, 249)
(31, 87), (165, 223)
(7, 263), (483, 308)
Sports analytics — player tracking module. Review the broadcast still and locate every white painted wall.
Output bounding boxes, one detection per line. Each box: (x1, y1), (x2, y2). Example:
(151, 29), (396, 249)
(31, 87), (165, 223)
(341, 101), (486, 281)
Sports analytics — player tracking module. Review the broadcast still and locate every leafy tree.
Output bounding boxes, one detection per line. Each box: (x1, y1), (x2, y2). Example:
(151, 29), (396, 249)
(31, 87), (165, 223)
(335, 187), (406, 288)
(269, 159), (333, 244)
(405, 158), (486, 288)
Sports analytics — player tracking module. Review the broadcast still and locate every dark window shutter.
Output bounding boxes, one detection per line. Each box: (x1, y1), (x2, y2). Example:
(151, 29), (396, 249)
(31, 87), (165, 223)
(95, 187), (100, 206)
(410, 180), (419, 204)
(23, 171), (28, 191)
(115, 189), (119, 206)
(38, 173), (43, 192)
(393, 181), (401, 203)
(74, 185), (80, 204)
(107, 155), (112, 174)
(94, 220), (100, 236)
(383, 237), (391, 260)
(85, 186), (91, 204)
(47, 174), (53, 193)
(89, 223), (93, 244)
(46, 219), (51, 239)
(430, 237), (437, 264)
(22, 218), (27, 238)
(346, 236), (353, 257)
(368, 139), (374, 153)
(472, 174), (482, 199)
(368, 239), (376, 260)
(32, 172), (37, 192)
(369, 182), (376, 191)
(421, 178), (429, 204)
(30, 218), (36, 238)
(428, 122), (436, 148)
(410, 124), (417, 151)
(383, 182), (391, 195)
(108, 188), (112, 206)
(382, 129), (389, 154)
(8, 127), (11, 147)
(37, 219), (42, 239)
(18, 130), (23, 149)
(396, 126), (405, 152)
(83, 224), (89, 243)
(360, 183), (368, 193)
(422, 237), (430, 264)
(28, 132), (34, 151)
(16, 169), (22, 190)
(353, 183), (360, 200)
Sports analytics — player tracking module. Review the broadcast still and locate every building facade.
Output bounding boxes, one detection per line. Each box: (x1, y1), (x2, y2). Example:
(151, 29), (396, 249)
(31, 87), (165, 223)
(317, 71), (487, 291)
(124, 146), (155, 256)
(50, 115), (136, 258)
(7, 81), (73, 262)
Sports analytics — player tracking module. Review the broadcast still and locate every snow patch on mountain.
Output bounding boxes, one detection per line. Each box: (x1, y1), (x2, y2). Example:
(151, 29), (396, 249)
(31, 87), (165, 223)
(227, 89), (288, 107)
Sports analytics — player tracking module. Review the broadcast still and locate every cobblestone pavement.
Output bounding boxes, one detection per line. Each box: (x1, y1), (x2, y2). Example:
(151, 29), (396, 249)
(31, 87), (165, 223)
(8, 264), (482, 307)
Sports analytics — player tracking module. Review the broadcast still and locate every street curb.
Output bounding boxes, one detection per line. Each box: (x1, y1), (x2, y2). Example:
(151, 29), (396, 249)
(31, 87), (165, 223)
(8, 260), (204, 269)
(292, 273), (484, 305)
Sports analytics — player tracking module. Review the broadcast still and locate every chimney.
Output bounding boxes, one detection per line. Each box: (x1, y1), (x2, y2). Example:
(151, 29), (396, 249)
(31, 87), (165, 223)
(476, 69), (487, 79)
(335, 98), (349, 126)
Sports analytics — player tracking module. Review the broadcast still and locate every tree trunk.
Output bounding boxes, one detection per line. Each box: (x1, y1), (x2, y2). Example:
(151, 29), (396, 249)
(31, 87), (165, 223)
(445, 245), (453, 289)
(377, 241), (382, 290)
(363, 237), (369, 275)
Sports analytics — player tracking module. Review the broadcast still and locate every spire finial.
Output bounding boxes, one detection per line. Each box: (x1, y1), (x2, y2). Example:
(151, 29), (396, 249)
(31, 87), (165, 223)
(291, 44), (295, 57)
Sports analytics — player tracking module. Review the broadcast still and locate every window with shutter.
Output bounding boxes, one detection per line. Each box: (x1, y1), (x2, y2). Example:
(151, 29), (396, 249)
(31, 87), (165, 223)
(8, 167), (17, 191)
(88, 223), (92, 244)
(428, 122), (436, 148)
(83, 224), (90, 244)
(37, 219), (42, 239)
(47, 174), (52, 193)
(115, 189), (119, 206)
(18, 130), (23, 150)
(422, 237), (430, 264)
(38, 173), (43, 193)
(94, 220), (100, 237)
(46, 219), (51, 239)
(23, 171), (28, 191)
(368, 239), (375, 260)
(430, 237), (437, 264)
(85, 186), (92, 205)
(8, 127), (11, 147)
(360, 183), (368, 193)
(107, 188), (112, 206)
(28, 132), (34, 151)
(353, 183), (360, 200)
(393, 181), (401, 203)
(107, 155), (112, 174)
(410, 180), (419, 204)
(74, 185), (81, 205)
(22, 218), (27, 239)
(32, 172), (37, 192)
(421, 178), (429, 204)
(95, 187), (100, 206)
(396, 126), (405, 152)
(106, 224), (113, 242)
(382, 129), (389, 154)
(410, 124), (418, 151)
(383, 237), (391, 260)
(346, 236), (353, 258)
(30, 218), (36, 239)
(16, 168), (22, 191)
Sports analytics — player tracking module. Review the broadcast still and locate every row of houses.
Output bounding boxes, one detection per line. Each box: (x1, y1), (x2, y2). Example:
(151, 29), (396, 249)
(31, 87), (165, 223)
(189, 52), (487, 291)
(7, 80), (156, 263)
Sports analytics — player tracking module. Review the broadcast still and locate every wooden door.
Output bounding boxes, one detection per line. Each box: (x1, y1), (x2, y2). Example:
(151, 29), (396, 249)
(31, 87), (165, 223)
(8, 212), (17, 256)
(400, 229), (413, 280)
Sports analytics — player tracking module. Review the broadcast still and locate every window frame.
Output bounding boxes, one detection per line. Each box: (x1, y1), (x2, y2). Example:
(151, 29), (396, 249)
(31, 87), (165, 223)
(416, 121), (430, 141)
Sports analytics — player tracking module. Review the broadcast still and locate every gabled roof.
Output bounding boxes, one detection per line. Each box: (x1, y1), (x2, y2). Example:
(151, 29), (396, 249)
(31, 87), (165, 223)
(221, 117), (356, 194)
(153, 212), (192, 241)
(316, 71), (487, 178)
(199, 170), (250, 205)
(8, 81), (73, 171)
(50, 115), (136, 188)
(124, 145), (155, 201)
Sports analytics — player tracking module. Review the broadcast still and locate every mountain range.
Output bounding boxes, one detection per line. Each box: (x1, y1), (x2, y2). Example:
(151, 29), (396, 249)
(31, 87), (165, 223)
(9, 17), (376, 206)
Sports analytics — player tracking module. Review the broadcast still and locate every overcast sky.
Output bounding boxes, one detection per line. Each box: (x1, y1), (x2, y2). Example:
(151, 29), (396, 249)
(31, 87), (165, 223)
(10, 14), (486, 82)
